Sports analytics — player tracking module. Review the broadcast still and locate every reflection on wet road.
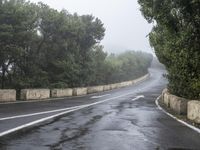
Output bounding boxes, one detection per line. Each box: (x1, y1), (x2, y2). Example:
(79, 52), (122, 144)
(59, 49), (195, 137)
(0, 66), (200, 150)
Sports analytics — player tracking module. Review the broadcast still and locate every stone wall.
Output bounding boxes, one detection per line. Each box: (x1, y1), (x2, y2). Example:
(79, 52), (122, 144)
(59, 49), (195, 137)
(187, 101), (200, 124)
(119, 81), (132, 88)
(50, 73), (150, 98)
(163, 91), (171, 107)
(73, 88), (87, 96)
(162, 89), (187, 115)
(51, 89), (73, 98)
(110, 83), (118, 90)
(169, 95), (188, 115)
(162, 89), (200, 124)
(103, 85), (111, 91)
(87, 86), (104, 94)
(0, 90), (16, 102)
(0, 73), (150, 102)
(20, 89), (50, 100)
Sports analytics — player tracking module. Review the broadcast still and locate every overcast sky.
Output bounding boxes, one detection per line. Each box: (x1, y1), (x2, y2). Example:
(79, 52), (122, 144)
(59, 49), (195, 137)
(30, 0), (153, 54)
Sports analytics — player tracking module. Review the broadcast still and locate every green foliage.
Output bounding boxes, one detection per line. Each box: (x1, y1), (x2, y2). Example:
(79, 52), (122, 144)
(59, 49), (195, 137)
(0, 0), (153, 91)
(0, 0), (39, 89)
(103, 51), (153, 84)
(138, 0), (200, 99)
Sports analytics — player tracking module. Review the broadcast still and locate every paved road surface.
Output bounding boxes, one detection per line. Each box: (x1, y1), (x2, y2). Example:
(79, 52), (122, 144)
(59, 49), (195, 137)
(0, 63), (200, 150)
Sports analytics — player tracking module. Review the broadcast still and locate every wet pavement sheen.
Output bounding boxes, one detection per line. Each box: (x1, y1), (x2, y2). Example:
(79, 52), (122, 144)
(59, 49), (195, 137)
(0, 65), (200, 150)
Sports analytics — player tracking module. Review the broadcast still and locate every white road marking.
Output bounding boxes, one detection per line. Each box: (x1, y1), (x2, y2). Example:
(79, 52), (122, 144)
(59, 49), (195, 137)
(0, 105), (86, 121)
(155, 95), (200, 134)
(0, 91), (136, 137)
(0, 107), (83, 137)
(91, 94), (110, 99)
(132, 95), (144, 101)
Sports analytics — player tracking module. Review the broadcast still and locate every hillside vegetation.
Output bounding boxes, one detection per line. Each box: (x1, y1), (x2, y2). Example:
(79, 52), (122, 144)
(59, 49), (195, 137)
(138, 0), (200, 99)
(0, 0), (153, 90)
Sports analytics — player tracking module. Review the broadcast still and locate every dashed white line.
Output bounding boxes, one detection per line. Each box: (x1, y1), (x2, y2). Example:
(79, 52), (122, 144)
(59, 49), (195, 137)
(132, 95), (144, 101)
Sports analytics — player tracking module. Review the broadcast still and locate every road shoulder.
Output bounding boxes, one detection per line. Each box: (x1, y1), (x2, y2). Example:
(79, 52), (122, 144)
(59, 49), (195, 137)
(155, 95), (200, 134)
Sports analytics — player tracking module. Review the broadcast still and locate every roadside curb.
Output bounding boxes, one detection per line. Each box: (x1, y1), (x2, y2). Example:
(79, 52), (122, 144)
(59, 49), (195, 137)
(0, 73), (150, 105)
(155, 95), (200, 134)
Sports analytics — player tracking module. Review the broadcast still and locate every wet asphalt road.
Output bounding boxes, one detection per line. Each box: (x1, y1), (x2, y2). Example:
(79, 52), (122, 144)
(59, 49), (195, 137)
(0, 64), (200, 150)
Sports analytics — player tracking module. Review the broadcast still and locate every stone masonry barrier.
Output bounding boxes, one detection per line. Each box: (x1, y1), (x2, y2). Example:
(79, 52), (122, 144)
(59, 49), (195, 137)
(169, 95), (188, 115)
(119, 81), (133, 88)
(20, 89), (50, 100)
(162, 89), (188, 115)
(0, 73), (150, 102)
(51, 89), (73, 98)
(103, 85), (111, 91)
(187, 101), (200, 124)
(73, 88), (87, 96)
(0, 89), (16, 102)
(162, 89), (200, 124)
(110, 83), (119, 89)
(87, 86), (104, 94)
(163, 91), (171, 107)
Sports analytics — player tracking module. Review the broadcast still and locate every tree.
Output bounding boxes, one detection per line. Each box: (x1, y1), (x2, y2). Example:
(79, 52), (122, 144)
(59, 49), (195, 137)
(0, 0), (40, 89)
(0, 0), (153, 92)
(104, 51), (153, 84)
(138, 0), (200, 99)
(36, 6), (105, 87)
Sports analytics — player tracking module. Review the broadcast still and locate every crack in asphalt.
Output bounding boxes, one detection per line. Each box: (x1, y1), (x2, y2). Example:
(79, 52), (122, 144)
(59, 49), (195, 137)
(47, 114), (104, 150)
(1, 67), (200, 150)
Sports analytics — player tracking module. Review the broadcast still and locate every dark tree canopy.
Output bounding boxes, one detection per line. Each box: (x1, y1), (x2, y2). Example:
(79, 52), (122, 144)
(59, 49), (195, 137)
(0, 0), (153, 93)
(138, 0), (200, 99)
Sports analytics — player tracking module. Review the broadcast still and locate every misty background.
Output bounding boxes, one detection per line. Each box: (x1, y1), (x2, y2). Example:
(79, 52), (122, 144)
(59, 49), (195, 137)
(30, 0), (153, 54)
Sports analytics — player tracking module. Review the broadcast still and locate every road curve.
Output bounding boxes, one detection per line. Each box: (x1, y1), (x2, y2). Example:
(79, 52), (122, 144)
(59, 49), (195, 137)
(0, 63), (200, 150)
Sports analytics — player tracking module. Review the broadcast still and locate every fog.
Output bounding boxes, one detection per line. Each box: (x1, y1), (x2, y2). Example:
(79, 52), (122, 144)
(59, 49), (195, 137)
(30, 0), (153, 54)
